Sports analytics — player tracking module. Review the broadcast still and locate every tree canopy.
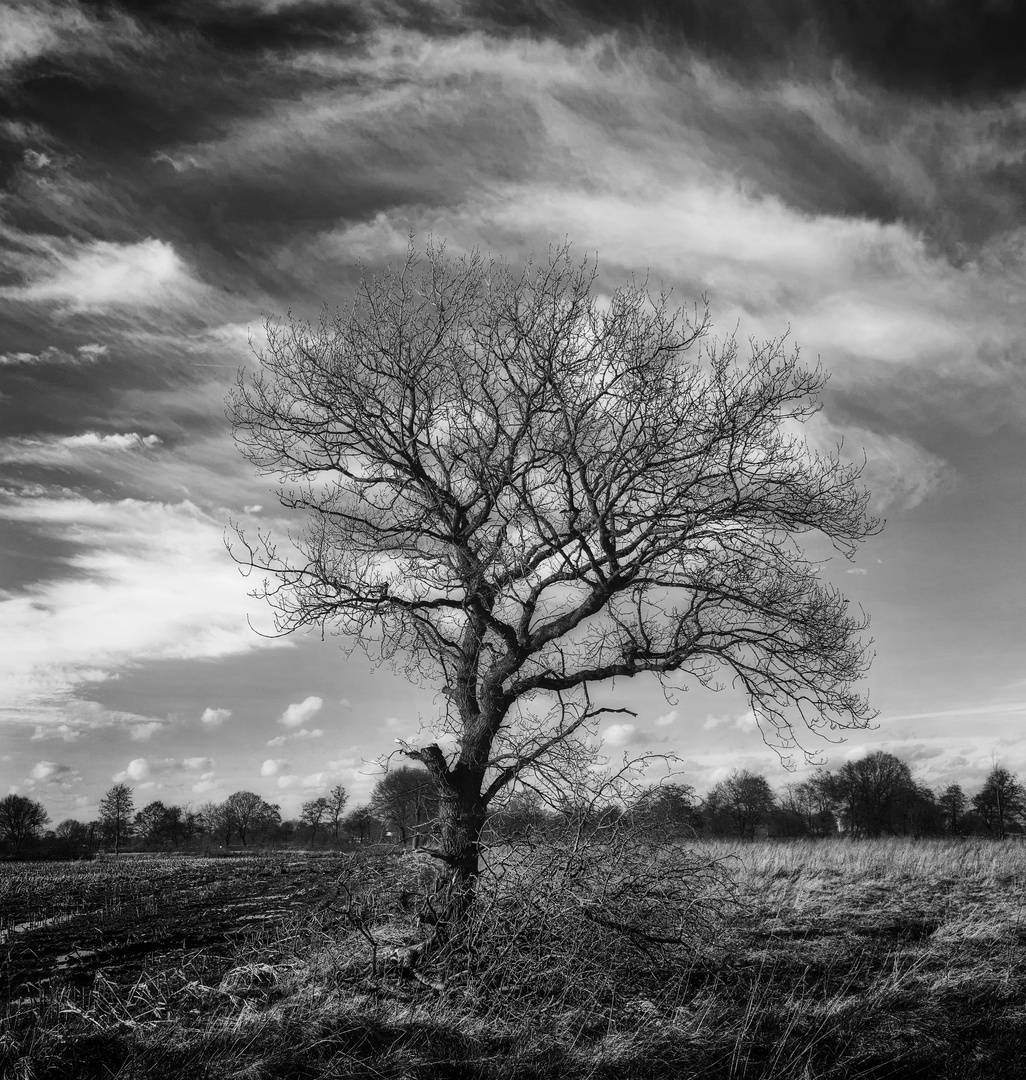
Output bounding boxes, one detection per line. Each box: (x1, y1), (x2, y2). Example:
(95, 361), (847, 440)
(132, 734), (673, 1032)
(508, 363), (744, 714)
(0, 794), (49, 853)
(229, 240), (879, 892)
(99, 783), (134, 855)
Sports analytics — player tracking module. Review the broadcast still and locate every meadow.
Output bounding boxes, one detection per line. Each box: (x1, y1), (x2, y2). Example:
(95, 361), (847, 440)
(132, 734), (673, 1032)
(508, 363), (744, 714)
(3, 838), (1026, 1079)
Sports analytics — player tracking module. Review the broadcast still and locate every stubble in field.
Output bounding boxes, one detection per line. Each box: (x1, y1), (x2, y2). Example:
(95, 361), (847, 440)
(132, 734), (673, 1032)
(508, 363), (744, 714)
(4, 839), (1026, 1078)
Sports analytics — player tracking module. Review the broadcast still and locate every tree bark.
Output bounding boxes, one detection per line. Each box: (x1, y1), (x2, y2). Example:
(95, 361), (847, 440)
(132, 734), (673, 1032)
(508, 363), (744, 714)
(438, 764), (489, 904)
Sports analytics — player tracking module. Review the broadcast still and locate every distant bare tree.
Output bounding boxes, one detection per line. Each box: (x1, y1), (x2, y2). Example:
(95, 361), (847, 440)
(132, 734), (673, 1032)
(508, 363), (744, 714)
(229, 240), (878, 904)
(327, 783), (349, 845)
(99, 784), (134, 854)
(55, 818), (88, 843)
(300, 796), (330, 843)
(938, 784), (967, 835)
(54, 818), (91, 854)
(342, 804), (377, 844)
(632, 782), (701, 837)
(133, 801), (185, 848)
(369, 767), (438, 846)
(831, 752), (917, 837)
(782, 773), (837, 836)
(179, 806), (201, 845)
(198, 801), (231, 846)
(487, 789), (553, 841)
(709, 770), (776, 839)
(0, 794), (49, 853)
(223, 791), (280, 847)
(973, 767), (1026, 839)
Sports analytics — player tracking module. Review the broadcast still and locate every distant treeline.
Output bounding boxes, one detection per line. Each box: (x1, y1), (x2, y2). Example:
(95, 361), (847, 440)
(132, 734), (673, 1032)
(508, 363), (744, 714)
(1, 752), (1023, 857)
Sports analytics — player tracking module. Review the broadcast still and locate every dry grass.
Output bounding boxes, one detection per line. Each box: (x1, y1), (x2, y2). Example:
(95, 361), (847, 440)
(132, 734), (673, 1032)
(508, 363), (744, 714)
(5, 838), (1026, 1078)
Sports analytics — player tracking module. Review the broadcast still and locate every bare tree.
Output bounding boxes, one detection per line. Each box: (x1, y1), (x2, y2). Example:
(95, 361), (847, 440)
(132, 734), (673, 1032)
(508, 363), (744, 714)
(55, 818), (88, 841)
(300, 796), (330, 844)
(632, 782), (701, 837)
(708, 770), (777, 839)
(369, 766), (438, 846)
(342, 804), (378, 844)
(830, 752), (917, 837)
(133, 801), (185, 848)
(327, 783), (349, 845)
(99, 783), (134, 855)
(938, 783), (967, 835)
(973, 766), (1025, 839)
(781, 772), (838, 836)
(54, 818), (90, 854)
(487, 789), (553, 841)
(0, 794), (50, 853)
(228, 240), (877, 901)
(223, 791), (280, 847)
(198, 801), (232, 847)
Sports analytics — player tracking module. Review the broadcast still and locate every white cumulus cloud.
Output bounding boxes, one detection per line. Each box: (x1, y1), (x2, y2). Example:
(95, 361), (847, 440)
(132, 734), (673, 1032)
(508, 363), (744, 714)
(129, 721), (164, 742)
(267, 726), (323, 745)
(31, 724), (81, 742)
(603, 723), (638, 747)
(115, 758), (151, 782)
(276, 772), (328, 790)
(281, 696), (323, 728)
(115, 756), (213, 783)
(201, 707), (232, 727)
(30, 760), (75, 782)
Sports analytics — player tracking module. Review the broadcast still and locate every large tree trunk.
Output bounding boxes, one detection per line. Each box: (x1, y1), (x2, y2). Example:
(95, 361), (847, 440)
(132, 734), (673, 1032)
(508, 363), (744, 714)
(438, 764), (489, 904)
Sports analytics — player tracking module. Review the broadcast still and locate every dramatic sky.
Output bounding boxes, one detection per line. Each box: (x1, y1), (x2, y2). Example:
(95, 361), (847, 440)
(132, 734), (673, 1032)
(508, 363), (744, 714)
(2, 0), (1025, 823)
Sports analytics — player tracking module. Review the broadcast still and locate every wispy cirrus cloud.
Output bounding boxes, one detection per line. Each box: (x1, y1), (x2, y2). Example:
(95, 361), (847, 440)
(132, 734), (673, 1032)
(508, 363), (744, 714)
(25, 701), (167, 742)
(0, 3), (90, 74)
(0, 342), (107, 366)
(0, 1), (147, 77)
(0, 495), (286, 730)
(2, 238), (204, 313)
(799, 414), (953, 513)
(0, 432), (162, 465)
(30, 724), (82, 742)
(237, 27), (1026, 436)
(266, 727), (323, 746)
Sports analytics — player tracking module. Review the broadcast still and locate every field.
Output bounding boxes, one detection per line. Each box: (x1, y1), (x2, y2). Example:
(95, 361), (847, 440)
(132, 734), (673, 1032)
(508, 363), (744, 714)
(0, 853), (350, 1011)
(4, 839), (1026, 1079)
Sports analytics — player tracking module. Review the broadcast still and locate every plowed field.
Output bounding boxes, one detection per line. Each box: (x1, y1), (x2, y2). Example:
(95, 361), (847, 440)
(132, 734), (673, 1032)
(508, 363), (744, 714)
(0, 853), (347, 1010)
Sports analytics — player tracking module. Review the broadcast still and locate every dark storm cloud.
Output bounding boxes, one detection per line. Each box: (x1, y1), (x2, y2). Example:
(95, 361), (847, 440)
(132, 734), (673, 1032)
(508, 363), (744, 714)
(0, 0), (1022, 454)
(523, 0), (1026, 99)
(91, 0), (372, 51)
(2, 0), (1022, 296)
(0, 0), (1020, 501)
(47, 0), (1026, 100)
(0, 2), (530, 291)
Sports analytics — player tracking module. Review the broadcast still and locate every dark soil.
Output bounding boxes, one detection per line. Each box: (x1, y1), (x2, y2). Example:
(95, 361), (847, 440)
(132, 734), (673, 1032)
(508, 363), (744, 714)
(0, 854), (350, 1007)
